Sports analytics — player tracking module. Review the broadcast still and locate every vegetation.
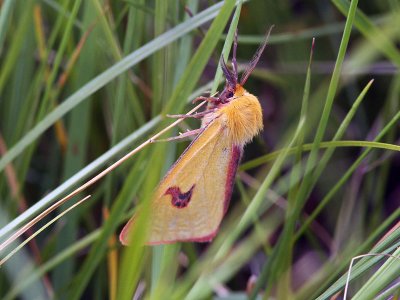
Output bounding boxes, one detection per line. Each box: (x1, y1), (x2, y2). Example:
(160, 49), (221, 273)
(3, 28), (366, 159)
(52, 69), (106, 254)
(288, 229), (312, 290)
(0, 0), (399, 299)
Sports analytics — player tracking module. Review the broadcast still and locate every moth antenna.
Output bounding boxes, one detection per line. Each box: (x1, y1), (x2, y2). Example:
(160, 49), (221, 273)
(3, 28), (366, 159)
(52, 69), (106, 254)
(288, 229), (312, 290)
(184, 5), (194, 17)
(220, 55), (236, 87)
(232, 29), (238, 83)
(240, 25), (274, 86)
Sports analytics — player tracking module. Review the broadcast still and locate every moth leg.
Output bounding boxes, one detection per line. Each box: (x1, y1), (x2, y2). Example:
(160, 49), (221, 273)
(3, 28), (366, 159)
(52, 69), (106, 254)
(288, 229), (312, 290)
(167, 109), (216, 119)
(150, 128), (203, 143)
(192, 96), (220, 104)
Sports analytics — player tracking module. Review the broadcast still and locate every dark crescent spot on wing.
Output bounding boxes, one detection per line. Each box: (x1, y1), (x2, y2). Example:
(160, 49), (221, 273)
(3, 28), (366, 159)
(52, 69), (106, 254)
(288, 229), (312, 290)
(165, 185), (196, 208)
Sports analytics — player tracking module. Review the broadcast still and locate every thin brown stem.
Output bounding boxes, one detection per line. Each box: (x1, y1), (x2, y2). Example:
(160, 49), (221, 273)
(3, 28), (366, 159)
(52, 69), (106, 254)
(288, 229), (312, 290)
(0, 101), (207, 254)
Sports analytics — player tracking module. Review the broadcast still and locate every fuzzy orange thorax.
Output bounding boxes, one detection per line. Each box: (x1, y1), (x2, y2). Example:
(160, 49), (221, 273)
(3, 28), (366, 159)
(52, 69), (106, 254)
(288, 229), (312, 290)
(217, 85), (263, 146)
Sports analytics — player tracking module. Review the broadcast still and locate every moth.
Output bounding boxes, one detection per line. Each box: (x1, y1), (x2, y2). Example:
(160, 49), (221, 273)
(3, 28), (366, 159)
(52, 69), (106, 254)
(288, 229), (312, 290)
(120, 30), (271, 245)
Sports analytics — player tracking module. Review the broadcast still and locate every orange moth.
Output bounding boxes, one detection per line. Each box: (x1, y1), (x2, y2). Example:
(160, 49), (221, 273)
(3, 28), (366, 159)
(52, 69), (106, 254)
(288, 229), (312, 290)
(120, 30), (271, 245)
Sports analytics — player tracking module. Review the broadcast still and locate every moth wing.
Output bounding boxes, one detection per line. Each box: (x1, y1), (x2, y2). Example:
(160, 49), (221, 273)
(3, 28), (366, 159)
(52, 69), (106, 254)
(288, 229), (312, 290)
(120, 120), (242, 245)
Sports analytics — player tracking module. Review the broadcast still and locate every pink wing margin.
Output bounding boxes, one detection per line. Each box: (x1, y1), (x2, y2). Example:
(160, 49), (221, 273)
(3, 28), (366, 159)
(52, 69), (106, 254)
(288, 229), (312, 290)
(170, 144), (243, 244)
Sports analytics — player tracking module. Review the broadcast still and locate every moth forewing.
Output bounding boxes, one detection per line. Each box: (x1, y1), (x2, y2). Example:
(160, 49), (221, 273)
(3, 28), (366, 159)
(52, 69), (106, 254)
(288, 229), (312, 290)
(120, 28), (271, 245)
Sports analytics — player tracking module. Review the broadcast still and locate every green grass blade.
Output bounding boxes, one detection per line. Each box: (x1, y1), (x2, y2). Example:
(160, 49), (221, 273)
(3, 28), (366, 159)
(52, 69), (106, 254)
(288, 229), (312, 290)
(0, 1), (228, 173)
(332, 0), (400, 67)
(268, 0), (359, 292)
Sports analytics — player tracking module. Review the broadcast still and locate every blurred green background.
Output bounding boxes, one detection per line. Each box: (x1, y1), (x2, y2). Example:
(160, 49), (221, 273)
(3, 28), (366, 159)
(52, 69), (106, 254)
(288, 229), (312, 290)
(0, 0), (399, 299)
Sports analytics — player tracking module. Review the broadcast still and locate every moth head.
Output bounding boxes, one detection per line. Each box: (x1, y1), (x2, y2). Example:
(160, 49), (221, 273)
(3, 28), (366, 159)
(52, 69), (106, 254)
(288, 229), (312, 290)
(218, 26), (274, 102)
